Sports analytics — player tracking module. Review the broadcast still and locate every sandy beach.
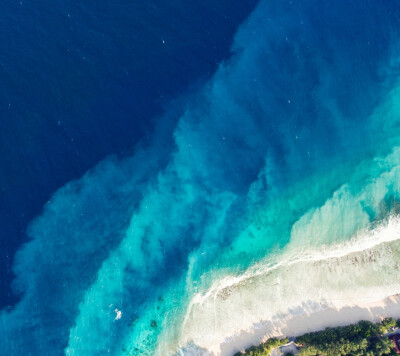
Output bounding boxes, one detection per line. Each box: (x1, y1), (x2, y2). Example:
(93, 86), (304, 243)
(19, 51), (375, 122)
(175, 220), (400, 356)
(219, 295), (400, 355)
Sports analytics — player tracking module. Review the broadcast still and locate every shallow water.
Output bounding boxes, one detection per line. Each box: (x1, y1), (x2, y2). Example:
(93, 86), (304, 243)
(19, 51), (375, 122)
(2, 0), (400, 355)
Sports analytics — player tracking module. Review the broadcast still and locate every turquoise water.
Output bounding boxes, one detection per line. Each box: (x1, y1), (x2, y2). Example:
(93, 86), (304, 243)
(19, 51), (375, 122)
(3, 0), (400, 355)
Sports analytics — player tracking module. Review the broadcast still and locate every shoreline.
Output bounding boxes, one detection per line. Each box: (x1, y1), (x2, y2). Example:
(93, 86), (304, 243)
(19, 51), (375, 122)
(219, 294), (400, 355)
(177, 218), (400, 356)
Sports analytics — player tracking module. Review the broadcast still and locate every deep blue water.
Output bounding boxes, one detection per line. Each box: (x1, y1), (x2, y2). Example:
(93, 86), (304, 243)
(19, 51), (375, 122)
(2, 1), (400, 355)
(0, 0), (258, 306)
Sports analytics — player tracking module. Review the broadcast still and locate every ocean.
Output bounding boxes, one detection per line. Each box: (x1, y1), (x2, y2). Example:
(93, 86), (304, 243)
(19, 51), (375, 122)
(2, 0), (400, 355)
(0, 0), (258, 306)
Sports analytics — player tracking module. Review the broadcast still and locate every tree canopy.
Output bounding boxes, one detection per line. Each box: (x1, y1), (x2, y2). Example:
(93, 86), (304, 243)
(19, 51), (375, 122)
(235, 318), (400, 356)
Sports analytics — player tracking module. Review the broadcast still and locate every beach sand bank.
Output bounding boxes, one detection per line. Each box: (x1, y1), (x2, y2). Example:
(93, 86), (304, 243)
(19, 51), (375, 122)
(173, 216), (400, 356)
(219, 295), (400, 355)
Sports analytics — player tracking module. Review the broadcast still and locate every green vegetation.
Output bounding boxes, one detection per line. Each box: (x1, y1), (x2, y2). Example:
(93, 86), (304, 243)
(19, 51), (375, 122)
(297, 319), (398, 356)
(233, 337), (288, 356)
(235, 318), (400, 356)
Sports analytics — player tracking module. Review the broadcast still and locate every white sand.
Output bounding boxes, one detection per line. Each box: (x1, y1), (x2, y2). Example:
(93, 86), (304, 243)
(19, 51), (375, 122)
(219, 295), (400, 356)
(179, 240), (400, 355)
(174, 217), (400, 356)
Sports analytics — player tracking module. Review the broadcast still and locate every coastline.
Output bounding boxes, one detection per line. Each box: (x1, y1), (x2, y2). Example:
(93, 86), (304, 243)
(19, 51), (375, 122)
(220, 294), (400, 355)
(176, 220), (400, 356)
